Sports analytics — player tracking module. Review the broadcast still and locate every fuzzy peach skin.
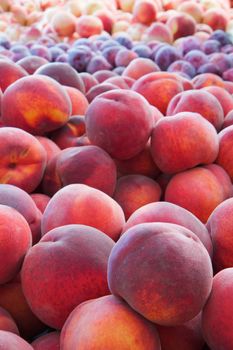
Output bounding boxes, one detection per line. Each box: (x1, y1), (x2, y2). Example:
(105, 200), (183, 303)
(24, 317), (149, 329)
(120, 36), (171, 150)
(17, 56), (48, 75)
(192, 73), (225, 89)
(122, 58), (160, 80)
(122, 201), (212, 256)
(206, 198), (233, 273)
(21, 224), (115, 330)
(85, 89), (153, 160)
(1, 76), (72, 135)
(0, 127), (47, 193)
(50, 115), (86, 150)
(0, 60), (28, 92)
(142, 22), (173, 43)
(203, 164), (233, 199)
(132, 0), (157, 25)
(0, 281), (46, 340)
(216, 125), (233, 182)
(60, 295), (161, 350)
(132, 72), (184, 114)
(56, 145), (117, 197)
(202, 268), (233, 350)
(165, 166), (228, 223)
(0, 184), (42, 244)
(41, 184), (125, 241)
(202, 86), (233, 117)
(166, 13), (196, 40)
(35, 136), (61, 165)
(113, 175), (161, 220)
(115, 142), (160, 179)
(64, 86), (89, 116)
(157, 313), (204, 350)
(166, 90), (224, 131)
(0, 205), (32, 284)
(150, 112), (219, 174)
(31, 331), (60, 350)
(0, 306), (19, 335)
(0, 330), (33, 349)
(30, 194), (50, 214)
(108, 222), (213, 326)
(34, 63), (85, 94)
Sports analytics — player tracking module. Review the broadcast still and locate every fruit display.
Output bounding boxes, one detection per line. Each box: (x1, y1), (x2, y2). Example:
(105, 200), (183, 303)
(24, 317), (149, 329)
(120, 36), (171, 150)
(0, 0), (232, 349)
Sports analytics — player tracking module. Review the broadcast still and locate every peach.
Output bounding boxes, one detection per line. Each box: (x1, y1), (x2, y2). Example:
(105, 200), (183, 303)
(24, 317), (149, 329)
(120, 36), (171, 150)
(0, 184), (42, 244)
(2, 76), (72, 135)
(132, 0), (157, 25)
(177, 1), (204, 23)
(21, 224), (115, 329)
(0, 330), (33, 349)
(216, 125), (233, 181)
(17, 56), (48, 75)
(78, 73), (98, 93)
(202, 268), (233, 350)
(151, 112), (219, 174)
(64, 86), (89, 116)
(113, 175), (161, 220)
(192, 73), (225, 89)
(165, 166), (228, 223)
(204, 163), (233, 199)
(223, 110), (233, 128)
(60, 295), (161, 350)
(166, 13), (196, 40)
(0, 60), (28, 92)
(0, 205), (31, 284)
(76, 15), (103, 38)
(207, 198), (233, 272)
(118, 0), (135, 12)
(31, 331), (60, 350)
(93, 70), (117, 84)
(0, 306), (19, 335)
(0, 281), (46, 340)
(0, 127), (47, 193)
(50, 115), (86, 149)
(115, 142), (160, 179)
(142, 22), (173, 43)
(166, 90), (224, 130)
(105, 76), (135, 89)
(132, 72), (184, 114)
(45, 145), (117, 197)
(122, 58), (160, 80)
(202, 86), (233, 117)
(86, 83), (118, 103)
(115, 49), (138, 67)
(41, 184), (125, 240)
(157, 313), (204, 350)
(108, 222), (213, 325)
(85, 90), (153, 160)
(35, 136), (61, 165)
(51, 12), (76, 37)
(34, 63), (85, 93)
(30, 193), (50, 214)
(95, 9), (115, 33)
(122, 201), (213, 256)
(41, 153), (62, 197)
(203, 8), (229, 31)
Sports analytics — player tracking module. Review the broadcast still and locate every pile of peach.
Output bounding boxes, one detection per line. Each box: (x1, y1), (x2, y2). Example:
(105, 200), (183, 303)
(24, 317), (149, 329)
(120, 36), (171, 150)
(0, 1), (232, 350)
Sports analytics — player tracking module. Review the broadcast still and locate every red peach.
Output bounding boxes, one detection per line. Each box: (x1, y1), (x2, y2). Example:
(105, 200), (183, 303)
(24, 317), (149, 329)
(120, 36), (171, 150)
(0, 306), (19, 335)
(76, 15), (103, 38)
(122, 58), (160, 80)
(31, 331), (60, 350)
(203, 8), (229, 31)
(30, 193), (50, 214)
(64, 86), (89, 116)
(202, 86), (233, 117)
(0, 60), (28, 92)
(216, 125), (233, 181)
(17, 56), (48, 75)
(132, 0), (157, 25)
(0, 330), (33, 349)
(166, 13), (196, 40)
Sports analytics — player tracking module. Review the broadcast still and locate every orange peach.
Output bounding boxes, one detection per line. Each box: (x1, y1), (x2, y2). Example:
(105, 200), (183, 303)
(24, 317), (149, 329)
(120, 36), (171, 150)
(165, 166), (228, 223)
(64, 86), (89, 116)
(76, 15), (103, 38)
(21, 224), (115, 329)
(192, 72), (225, 89)
(0, 205), (31, 284)
(50, 115), (86, 149)
(31, 331), (60, 349)
(203, 8), (229, 31)
(51, 12), (76, 37)
(177, 1), (204, 23)
(151, 112), (219, 174)
(122, 201), (213, 256)
(142, 22), (173, 43)
(41, 184), (125, 240)
(60, 295), (161, 350)
(0, 60), (28, 92)
(113, 175), (161, 220)
(122, 58), (160, 80)
(85, 89), (153, 160)
(216, 125), (233, 181)
(202, 86), (233, 117)
(132, 0), (157, 25)
(108, 222), (213, 325)
(166, 90), (224, 130)
(2, 76), (72, 135)
(0, 127), (47, 193)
